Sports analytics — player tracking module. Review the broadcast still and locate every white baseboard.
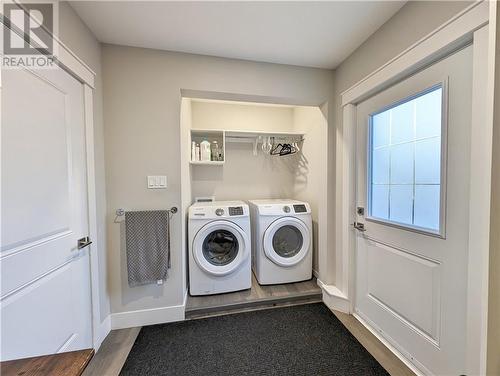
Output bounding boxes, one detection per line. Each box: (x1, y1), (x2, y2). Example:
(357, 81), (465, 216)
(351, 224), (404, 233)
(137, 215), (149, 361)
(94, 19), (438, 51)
(94, 315), (111, 352)
(111, 295), (187, 330)
(317, 278), (350, 313)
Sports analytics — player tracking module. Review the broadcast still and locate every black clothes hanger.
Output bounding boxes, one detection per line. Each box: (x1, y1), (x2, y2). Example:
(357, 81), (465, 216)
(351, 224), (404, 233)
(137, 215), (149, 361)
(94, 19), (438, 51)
(270, 142), (296, 156)
(270, 142), (283, 155)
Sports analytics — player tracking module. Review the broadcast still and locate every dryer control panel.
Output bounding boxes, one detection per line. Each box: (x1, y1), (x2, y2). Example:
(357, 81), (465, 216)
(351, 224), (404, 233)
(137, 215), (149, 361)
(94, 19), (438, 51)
(293, 204), (307, 213)
(250, 200), (311, 216)
(229, 206), (244, 216)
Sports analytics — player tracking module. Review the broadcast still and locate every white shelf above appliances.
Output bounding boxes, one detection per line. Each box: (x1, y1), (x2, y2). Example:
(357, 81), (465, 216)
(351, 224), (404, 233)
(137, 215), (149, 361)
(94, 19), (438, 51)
(189, 129), (305, 164)
(190, 129), (225, 165)
(189, 160), (225, 166)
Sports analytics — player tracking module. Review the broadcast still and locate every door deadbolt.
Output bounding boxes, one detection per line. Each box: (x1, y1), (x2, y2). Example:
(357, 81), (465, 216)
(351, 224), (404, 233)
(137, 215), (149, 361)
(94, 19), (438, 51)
(357, 207), (365, 216)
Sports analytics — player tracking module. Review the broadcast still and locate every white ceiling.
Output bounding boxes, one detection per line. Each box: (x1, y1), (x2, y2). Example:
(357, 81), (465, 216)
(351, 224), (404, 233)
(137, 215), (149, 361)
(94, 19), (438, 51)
(70, 1), (405, 69)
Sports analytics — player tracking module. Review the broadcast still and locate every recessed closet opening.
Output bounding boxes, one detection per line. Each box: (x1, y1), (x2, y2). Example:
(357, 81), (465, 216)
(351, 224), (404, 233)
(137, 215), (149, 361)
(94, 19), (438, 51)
(179, 95), (328, 315)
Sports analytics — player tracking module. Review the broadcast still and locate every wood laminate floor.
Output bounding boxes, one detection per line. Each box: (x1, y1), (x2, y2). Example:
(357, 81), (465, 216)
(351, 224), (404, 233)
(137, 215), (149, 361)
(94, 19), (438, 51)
(81, 328), (140, 376)
(185, 275), (322, 318)
(1, 349), (94, 376)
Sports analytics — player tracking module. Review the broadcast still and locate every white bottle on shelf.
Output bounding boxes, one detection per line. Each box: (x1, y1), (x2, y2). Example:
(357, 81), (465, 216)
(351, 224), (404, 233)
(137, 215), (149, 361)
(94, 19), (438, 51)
(200, 140), (211, 162)
(211, 141), (219, 161)
(191, 141), (197, 162)
(195, 144), (200, 161)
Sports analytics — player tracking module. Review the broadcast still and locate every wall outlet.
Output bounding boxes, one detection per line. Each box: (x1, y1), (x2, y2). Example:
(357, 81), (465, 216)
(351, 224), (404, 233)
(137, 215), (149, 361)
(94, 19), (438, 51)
(147, 175), (167, 189)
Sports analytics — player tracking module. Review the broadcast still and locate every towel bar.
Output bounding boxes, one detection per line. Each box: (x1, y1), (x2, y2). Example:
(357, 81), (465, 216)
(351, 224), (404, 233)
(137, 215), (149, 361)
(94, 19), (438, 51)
(114, 207), (178, 222)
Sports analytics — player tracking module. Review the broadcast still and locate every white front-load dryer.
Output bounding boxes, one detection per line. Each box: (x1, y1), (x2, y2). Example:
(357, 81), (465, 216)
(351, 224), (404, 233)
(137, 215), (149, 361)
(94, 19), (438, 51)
(249, 199), (313, 285)
(188, 201), (251, 295)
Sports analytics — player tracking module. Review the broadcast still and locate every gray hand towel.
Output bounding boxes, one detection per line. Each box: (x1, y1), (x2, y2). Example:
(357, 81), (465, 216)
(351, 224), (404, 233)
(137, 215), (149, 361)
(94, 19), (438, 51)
(125, 210), (171, 287)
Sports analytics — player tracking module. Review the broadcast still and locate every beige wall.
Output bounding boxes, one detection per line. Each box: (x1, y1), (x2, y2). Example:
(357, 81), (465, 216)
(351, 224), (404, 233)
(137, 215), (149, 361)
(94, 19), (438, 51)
(329, 0), (472, 289)
(102, 45), (334, 315)
(293, 106), (329, 276)
(59, 2), (110, 323)
(191, 100), (295, 133)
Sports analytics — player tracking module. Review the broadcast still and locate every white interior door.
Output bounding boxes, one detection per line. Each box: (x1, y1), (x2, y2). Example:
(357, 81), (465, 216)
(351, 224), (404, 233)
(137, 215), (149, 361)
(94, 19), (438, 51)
(1, 66), (93, 360)
(354, 45), (472, 375)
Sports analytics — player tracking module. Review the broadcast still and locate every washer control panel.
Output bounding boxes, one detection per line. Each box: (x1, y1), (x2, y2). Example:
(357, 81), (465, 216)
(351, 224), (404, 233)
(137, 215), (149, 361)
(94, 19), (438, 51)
(283, 206), (291, 213)
(189, 202), (249, 219)
(293, 204), (307, 213)
(229, 206), (244, 216)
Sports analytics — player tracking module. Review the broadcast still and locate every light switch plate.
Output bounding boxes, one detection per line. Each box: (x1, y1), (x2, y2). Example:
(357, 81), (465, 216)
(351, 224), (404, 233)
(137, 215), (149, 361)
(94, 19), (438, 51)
(147, 175), (167, 189)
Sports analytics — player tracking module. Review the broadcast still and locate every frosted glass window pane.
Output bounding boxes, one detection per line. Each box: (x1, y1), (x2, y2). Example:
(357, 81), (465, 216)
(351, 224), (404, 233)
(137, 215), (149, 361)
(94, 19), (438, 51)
(372, 147), (390, 184)
(416, 88), (442, 139)
(368, 85), (443, 233)
(415, 138), (441, 184)
(389, 185), (413, 224)
(390, 143), (414, 184)
(372, 111), (390, 148)
(414, 185), (440, 231)
(391, 101), (414, 143)
(371, 185), (389, 220)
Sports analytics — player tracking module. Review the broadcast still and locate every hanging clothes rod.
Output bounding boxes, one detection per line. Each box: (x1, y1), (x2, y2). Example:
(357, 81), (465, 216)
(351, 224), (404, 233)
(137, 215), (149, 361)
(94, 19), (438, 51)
(225, 135), (305, 144)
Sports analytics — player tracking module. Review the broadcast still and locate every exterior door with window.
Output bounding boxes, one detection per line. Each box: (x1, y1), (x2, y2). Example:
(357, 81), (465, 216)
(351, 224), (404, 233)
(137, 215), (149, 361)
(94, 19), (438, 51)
(354, 45), (472, 375)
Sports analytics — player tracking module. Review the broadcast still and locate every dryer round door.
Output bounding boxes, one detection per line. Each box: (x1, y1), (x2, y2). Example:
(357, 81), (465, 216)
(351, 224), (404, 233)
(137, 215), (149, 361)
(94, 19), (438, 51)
(193, 220), (249, 276)
(263, 217), (310, 267)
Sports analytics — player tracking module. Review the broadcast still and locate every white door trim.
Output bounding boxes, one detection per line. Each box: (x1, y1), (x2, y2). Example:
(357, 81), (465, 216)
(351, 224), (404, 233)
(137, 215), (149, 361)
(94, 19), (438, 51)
(83, 85), (108, 351)
(0, 3), (95, 88)
(340, 1), (488, 106)
(0, 14), (105, 351)
(466, 22), (494, 376)
(324, 2), (492, 375)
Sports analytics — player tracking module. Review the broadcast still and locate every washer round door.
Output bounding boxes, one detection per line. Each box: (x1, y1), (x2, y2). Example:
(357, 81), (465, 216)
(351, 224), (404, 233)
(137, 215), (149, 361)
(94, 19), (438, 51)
(263, 217), (310, 267)
(193, 220), (249, 276)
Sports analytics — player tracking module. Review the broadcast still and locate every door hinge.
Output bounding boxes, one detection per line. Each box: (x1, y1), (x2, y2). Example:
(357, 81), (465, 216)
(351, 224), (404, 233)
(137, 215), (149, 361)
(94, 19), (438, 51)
(77, 236), (92, 249)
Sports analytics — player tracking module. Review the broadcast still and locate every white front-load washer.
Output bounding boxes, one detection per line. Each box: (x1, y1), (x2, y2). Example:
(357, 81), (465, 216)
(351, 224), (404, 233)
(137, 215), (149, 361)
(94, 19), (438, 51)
(248, 199), (313, 285)
(188, 201), (251, 295)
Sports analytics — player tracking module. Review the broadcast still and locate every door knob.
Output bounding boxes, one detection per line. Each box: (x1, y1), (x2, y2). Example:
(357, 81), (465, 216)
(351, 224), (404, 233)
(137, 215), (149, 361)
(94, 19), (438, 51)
(77, 236), (92, 249)
(353, 222), (366, 232)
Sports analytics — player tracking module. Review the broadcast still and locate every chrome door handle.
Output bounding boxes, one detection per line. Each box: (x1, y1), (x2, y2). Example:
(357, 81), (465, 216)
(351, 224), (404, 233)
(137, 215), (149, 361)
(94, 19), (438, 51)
(353, 222), (366, 232)
(77, 236), (92, 249)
